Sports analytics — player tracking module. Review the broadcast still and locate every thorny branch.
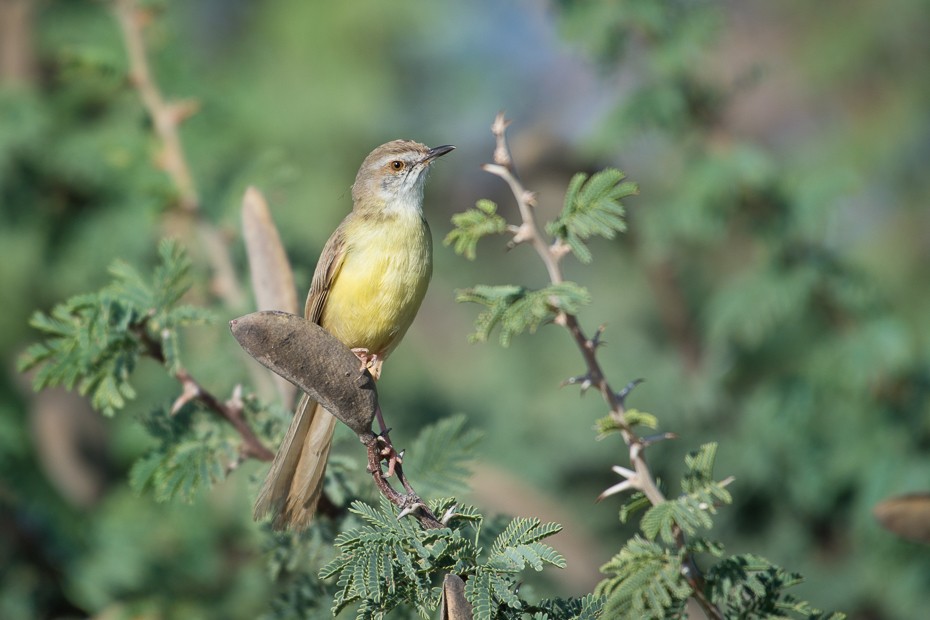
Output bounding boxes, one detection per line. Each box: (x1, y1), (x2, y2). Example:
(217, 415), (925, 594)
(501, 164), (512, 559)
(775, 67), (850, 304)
(113, 0), (244, 308)
(133, 321), (275, 464)
(483, 111), (723, 620)
(364, 435), (443, 530)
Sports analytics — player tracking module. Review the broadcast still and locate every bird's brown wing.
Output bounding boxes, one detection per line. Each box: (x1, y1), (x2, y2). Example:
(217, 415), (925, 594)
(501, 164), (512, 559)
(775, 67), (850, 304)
(305, 222), (347, 324)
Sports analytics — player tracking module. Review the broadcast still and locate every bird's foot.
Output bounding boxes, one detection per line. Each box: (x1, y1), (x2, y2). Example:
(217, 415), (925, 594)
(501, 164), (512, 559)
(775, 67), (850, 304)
(376, 434), (401, 479)
(350, 348), (381, 375)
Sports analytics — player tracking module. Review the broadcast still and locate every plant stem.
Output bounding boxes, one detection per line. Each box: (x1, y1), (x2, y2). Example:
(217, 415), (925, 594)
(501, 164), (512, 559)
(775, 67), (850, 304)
(113, 0), (244, 308)
(482, 111), (721, 620)
(135, 324), (274, 462)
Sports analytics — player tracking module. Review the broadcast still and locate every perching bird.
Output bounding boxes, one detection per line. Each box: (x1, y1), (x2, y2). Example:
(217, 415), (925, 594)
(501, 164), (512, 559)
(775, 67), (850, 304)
(253, 140), (454, 530)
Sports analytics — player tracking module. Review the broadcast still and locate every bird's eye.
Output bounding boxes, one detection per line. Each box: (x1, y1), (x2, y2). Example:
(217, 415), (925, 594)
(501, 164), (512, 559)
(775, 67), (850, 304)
(390, 160), (404, 171)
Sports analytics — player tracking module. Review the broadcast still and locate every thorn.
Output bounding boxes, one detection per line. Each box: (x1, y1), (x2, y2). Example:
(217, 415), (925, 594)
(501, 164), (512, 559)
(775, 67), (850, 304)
(440, 504), (459, 526)
(560, 374), (594, 396)
(397, 503), (425, 520)
(611, 465), (637, 479)
(640, 432), (679, 447)
(522, 190), (537, 207)
(597, 480), (635, 502)
(514, 580), (523, 596)
(719, 476), (735, 488)
(167, 98), (200, 124)
(396, 449), (405, 465)
(559, 374), (589, 387)
(226, 384), (244, 412)
(597, 465), (640, 502)
(588, 323), (609, 350)
(480, 163), (507, 176)
(171, 380), (199, 415)
(617, 379), (645, 405)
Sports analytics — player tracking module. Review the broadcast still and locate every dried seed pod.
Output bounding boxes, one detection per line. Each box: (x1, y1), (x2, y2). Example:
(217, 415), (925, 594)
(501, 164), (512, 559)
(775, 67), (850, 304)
(230, 311), (377, 443)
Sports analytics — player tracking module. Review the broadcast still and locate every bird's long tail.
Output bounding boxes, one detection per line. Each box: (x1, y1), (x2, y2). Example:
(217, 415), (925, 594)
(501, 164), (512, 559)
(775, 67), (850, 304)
(253, 393), (337, 531)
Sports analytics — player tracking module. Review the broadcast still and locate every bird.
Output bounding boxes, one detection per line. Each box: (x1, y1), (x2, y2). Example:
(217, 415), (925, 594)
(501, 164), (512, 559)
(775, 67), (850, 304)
(253, 139), (454, 530)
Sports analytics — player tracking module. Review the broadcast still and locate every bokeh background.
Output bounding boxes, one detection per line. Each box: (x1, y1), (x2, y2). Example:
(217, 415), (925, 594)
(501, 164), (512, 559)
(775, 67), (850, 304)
(2, 0), (929, 618)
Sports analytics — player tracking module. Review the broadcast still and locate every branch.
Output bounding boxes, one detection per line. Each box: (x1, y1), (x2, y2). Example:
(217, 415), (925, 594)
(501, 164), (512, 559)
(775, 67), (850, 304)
(229, 310), (443, 528)
(365, 435), (443, 530)
(134, 324), (274, 463)
(114, 0), (196, 211)
(113, 0), (245, 308)
(483, 111), (722, 620)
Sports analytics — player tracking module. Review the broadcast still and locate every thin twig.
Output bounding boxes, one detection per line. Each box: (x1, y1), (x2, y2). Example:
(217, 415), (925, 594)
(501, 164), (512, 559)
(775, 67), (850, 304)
(483, 111), (722, 620)
(114, 0), (197, 211)
(134, 324), (274, 463)
(113, 0), (245, 308)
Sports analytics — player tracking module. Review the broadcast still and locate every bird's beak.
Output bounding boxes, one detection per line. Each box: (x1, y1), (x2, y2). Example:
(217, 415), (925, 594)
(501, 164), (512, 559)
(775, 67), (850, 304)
(422, 145), (455, 164)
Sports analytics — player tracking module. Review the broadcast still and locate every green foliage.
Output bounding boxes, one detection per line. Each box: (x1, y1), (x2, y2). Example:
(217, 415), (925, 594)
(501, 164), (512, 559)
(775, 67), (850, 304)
(402, 414), (484, 498)
(6, 0), (929, 618)
(700, 553), (846, 619)
(529, 594), (605, 620)
(640, 444), (731, 544)
(128, 404), (234, 503)
(262, 521), (343, 620)
(546, 170), (636, 264)
(18, 240), (213, 415)
(597, 445), (842, 620)
(456, 283), (591, 346)
(595, 535), (690, 620)
(618, 492), (651, 525)
(444, 200), (509, 260)
(595, 410), (657, 438)
(320, 497), (476, 619)
(321, 498), (568, 620)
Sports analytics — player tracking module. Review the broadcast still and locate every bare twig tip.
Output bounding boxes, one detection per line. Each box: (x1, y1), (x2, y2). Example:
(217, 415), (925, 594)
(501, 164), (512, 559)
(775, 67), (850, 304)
(491, 110), (512, 135)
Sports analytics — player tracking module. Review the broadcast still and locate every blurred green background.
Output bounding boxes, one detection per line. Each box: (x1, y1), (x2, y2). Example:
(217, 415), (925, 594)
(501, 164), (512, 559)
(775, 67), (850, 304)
(1, 0), (929, 618)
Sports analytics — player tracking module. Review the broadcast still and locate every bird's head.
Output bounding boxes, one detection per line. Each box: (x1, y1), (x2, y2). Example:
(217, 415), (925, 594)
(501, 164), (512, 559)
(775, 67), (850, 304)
(351, 140), (454, 215)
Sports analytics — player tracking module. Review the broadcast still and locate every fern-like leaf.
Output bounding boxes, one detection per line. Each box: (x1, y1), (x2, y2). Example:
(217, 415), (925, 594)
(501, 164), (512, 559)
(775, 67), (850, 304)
(403, 415), (483, 497)
(639, 443), (732, 543)
(444, 199), (509, 260)
(595, 536), (689, 620)
(457, 283), (591, 346)
(18, 240), (213, 416)
(546, 169), (636, 263)
(128, 405), (233, 502)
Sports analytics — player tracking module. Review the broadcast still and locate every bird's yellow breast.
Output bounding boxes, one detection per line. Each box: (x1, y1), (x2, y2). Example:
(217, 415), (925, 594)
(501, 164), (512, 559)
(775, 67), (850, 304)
(319, 210), (432, 360)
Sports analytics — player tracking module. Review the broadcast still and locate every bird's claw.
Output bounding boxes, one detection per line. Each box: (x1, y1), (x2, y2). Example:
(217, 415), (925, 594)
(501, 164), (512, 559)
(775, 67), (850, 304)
(351, 347), (373, 372)
(351, 347), (383, 379)
(376, 435), (401, 479)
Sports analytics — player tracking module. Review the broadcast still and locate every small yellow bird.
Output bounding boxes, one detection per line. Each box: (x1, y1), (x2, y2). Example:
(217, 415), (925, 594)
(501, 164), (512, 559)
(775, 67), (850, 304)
(254, 140), (454, 530)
